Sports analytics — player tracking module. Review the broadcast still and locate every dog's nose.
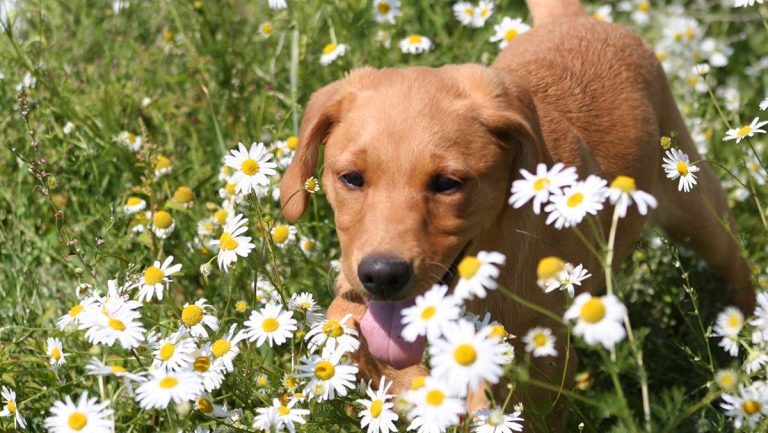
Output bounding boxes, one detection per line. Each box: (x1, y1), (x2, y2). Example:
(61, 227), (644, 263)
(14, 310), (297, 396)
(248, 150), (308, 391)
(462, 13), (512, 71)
(357, 255), (412, 298)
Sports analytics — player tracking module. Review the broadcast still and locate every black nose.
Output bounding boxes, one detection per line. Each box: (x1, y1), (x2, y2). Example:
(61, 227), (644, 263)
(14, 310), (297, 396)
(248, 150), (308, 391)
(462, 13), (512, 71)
(357, 255), (412, 298)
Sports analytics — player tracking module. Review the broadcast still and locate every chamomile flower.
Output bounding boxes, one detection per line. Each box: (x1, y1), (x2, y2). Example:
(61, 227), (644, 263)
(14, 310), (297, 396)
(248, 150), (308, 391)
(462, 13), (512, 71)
(373, 0), (400, 24)
(489, 17), (530, 49)
(662, 148), (699, 192)
(135, 370), (203, 409)
(714, 306), (744, 356)
(298, 237), (320, 257)
(723, 117), (768, 143)
(716, 369), (740, 391)
(45, 392), (113, 433)
(191, 344), (227, 392)
(720, 383), (768, 429)
(453, 2), (477, 26)
(264, 398), (310, 433)
(305, 314), (360, 353)
(509, 162), (578, 214)
(245, 303), (297, 347)
(224, 142), (277, 194)
(606, 175), (658, 218)
(194, 393), (231, 418)
(399, 34), (432, 54)
(150, 210), (176, 239)
(197, 218), (216, 238)
(118, 131), (142, 152)
(453, 251), (506, 300)
(172, 186), (195, 208)
(47, 337), (66, 367)
(320, 43), (349, 66)
(760, 97), (768, 111)
(544, 175), (608, 229)
(210, 324), (248, 372)
(735, 0), (765, 7)
(743, 350), (768, 374)
(591, 4), (613, 21)
(85, 358), (144, 382)
(0, 386), (25, 429)
(210, 213), (255, 272)
(152, 329), (196, 372)
(357, 377), (399, 433)
(123, 196), (146, 214)
(57, 297), (97, 331)
(154, 155), (173, 177)
(564, 293), (627, 349)
(303, 176), (320, 193)
(135, 255), (182, 302)
(750, 292), (768, 344)
(401, 284), (462, 342)
(271, 224), (297, 248)
(180, 298), (220, 338)
(746, 158), (767, 185)
(404, 376), (465, 433)
(258, 22), (273, 37)
(80, 307), (146, 350)
(295, 346), (359, 401)
(429, 319), (507, 395)
(268, 0), (287, 9)
(289, 292), (324, 326)
(375, 30), (392, 48)
(523, 327), (558, 357)
(473, 407), (524, 433)
(474, 0), (494, 26)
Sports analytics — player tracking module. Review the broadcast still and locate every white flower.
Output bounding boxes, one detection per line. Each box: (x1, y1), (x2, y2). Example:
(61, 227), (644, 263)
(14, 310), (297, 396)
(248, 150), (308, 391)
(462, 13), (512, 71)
(715, 369), (740, 391)
(399, 34), (432, 54)
(118, 131), (142, 152)
(357, 377), (399, 433)
(150, 210), (175, 239)
(245, 303), (297, 347)
(523, 327), (558, 357)
(224, 142), (277, 194)
(85, 358), (144, 383)
(373, 0), (401, 24)
(591, 4), (613, 21)
(734, 0), (764, 7)
(404, 376), (465, 433)
(489, 17), (530, 49)
(270, 224), (297, 248)
(210, 324), (248, 372)
(564, 293), (627, 349)
(45, 392), (113, 433)
(135, 370), (203, 409)
(79, 301), (145, 350)
(47, 337), (66, 367)
(760, 97), (768, 111)
(662, 148), (700, 192)
(453, 251), (506, 300)
(721, 383), (768, 429)
(256, 398), (309, 433)
(268, 0), (287, 9)
(0, 386), (26, 429)
(305, 313), (360, 353)
(375, 30), (392, 48)
(123, 196), (146, 214)
(536, 257), (593, 297)
(194, 393), (232, 418)
(135, 255), (182, 302)
(210, 213), (255, 272)
(57, 297), (97, 331)
(401, 284), (462, 342)
(723, 117), (768, 143)
(750, 292), (768, 344)
(509, 162), (578, 214)
(152, 330), (196, 372)
(180, 298), (219, 338)
(289, 292), (324, 326)
(746, 158), (767, 185)
(320, 43), (349, 66)
(544, 175), (608, 229)
(744, 350), (768, 374)
(473, 407), (524, 433)
(714, 306), (744, 338)
(606, 175), (658, 218)
(191, 344), (227, 392)
(295, 346), (359, 401)
(153, 155), (173, 178)
(63, 121), (75, 135)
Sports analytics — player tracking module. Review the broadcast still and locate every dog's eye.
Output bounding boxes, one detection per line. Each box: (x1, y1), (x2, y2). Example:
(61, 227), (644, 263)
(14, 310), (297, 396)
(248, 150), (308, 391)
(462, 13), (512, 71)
(339, 172), (365, 189)
(431, 175), (463, 194)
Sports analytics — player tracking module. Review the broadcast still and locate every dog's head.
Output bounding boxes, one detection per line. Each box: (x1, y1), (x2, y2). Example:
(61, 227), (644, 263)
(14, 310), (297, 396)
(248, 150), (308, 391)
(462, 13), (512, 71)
(280, 65), (549, 366)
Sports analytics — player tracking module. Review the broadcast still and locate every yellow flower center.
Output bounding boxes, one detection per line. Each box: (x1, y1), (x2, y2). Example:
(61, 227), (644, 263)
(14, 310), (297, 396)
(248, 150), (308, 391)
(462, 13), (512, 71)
(420, 306), (437, 320)
(286, 136), (299, 150)
(480, 7), (489, 17)
(155, 155), (172, 170)
(728, 315), (741, 329)
(377, 2), (390, 14)
(69, 304), (84, 317)
(257, 376), (268, 386)
(7, 401), (16, 413)
(144, 266), (165, 285)
(276, 405), (291, 416)
(304, 178), (318, 191)
(173, 186), (194, 203)
(241, 159), (260, 176)
(408, 35), (422, 45)
(676, 161), (689, 176)
(303, 240), (317, 251)
(411, 375), (426, 390)
(194, 356), (211, 372)
(370, 399), (384, 418)
(159, 377), (178, 389)
(737, 125), (753, 138)
(314, 361), (336, 380)
(504, 28), (519, 42)
(214, 209), (228, 225)
(656, 51), (666, 62)
(323, 320), (344, 338)
(488, 324), (507, 338)
(108, 318), (126, 331)
(610, 175), (637, 193)
(272, 225), (290, 243)
(537, 256), (565, 280)
(260, 23), (273, 35)
(580, 298), (606, 324)
(110, 365), (127, 374)
(212, 339), (231, 358)
(262, 317), (280, 332)
(197, 397), (213, 414)
(566, 192), (584, 208)
(127, 132), (137, 144)
(284, 375), (298, 390)
(126, 196), (143, 206)
(153, 211), (173, 229)
(225, 182), (236, 196)
(453, 343), (477, 366)
(425, 389), (445, 406)
(219, 232), (239, 251)
(464, 6), (474, 16)
(533, 333), (549, 347)
(533, 177), (550, 191)
(684, 28), (694, 40)
(323, 43), (337, 55)
(67, 412), (88, 430)
(743, 400), (762, 416)
(163, 30), (174, 42)
(457, 256), (482, 280)
(181, 305), (204, 327)
(159, 343), (176, 361)
(235, 301), (247, 312)
(719, 373), (735, 389)
(52, 347), (61, 361)
(638, 1), (650, 12)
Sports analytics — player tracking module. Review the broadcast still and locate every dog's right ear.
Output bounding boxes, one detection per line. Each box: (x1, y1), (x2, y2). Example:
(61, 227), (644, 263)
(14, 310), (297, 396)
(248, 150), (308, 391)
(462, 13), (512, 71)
(280, 81), (346, 221)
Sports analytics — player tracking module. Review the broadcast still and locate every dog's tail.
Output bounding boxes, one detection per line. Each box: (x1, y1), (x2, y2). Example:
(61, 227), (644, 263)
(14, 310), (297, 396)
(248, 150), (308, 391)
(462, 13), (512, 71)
(525, 0), (585, 26)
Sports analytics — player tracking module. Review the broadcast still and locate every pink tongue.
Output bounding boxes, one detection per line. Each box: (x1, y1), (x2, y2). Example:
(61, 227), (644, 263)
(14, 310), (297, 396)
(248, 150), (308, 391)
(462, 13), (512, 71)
(360, 299), (426, 369)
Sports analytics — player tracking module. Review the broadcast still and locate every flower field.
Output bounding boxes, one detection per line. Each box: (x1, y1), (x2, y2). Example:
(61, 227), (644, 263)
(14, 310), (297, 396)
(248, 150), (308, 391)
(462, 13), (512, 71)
(1, 0), (768, 432)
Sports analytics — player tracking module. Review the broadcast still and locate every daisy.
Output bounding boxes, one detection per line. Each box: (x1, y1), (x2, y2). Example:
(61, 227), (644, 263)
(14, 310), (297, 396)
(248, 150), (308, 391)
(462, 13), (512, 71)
(591, 4), (612, 21)
(544, 175), (608, 229)
(715, 369), (739, 391)
(743, 350), (768, 374)
(404, 376), (465, 433)
(735, 0), (765, 7)
(303, 176), (320, 194)
(210, 213), (255, 272)
(564, 293), (627, 349)
(373, 0), (400, 24)
(45, 392), (113, 433)
(662, 148), (700, 192)
(47, 337), (66, 367)
(473, 407), (524, 433)
(375, 30), (392, 48)
(305, 313), (360, 353)
(401, 284), (462, 342)
(489, 17), (530, 49)
(135, 370), (203, 409)
(194, 393), (231, 418)
(123, 196), (146, 214)
(210, 324), (248, 372)
(154, 155), (173, 177)
(224, 142), (277, 194)
(245, 303), (297, 347)
(453, 2), (477, 27)
(723, 117), (768, 143)
(172, 186), (195, 208)
(135, 255), (182, 302)
(357, 377), (399, 433)
(721, 383), (768, 429)
(714, 306), (744, 356)
(750, 292), (768, 343)
(150, 210), (176, 239)
(746, 158), (767, 185)
(258, 22), (273, 37)
(85, 358), (144, 383)
(263, 398), (310, 433)
(606, 175), (658, 218)
(191, 344), (227, 392)
(523, 327), (558, 357)
(268, 0), (287, 9)
(152, 329), (196, 372)
(536, 256), (568, 293)
(474, 0), (494, 27)
(429, 319), (507, 395)
(509, 162), (578, 214)
(320, 43), (349, 66)
(0, 386), (25, 429)
(298, 237), (320, 257)
(81, 309), (146, 349)
(271, 223), (297, 248)
(57, 297), (97, 331)
(399, 34), (432, 54)
(760, 97), (768, 111)
(295, 346), (359, 401)
(289, 292), (324, 326)
(453, 251), (506, 300)
(118, 131), (142, 152)
(180, 298), (220, 338)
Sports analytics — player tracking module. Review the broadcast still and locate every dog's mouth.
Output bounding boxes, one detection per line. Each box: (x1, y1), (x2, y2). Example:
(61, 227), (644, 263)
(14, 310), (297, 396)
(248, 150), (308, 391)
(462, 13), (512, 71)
(358, 244), (469, 369)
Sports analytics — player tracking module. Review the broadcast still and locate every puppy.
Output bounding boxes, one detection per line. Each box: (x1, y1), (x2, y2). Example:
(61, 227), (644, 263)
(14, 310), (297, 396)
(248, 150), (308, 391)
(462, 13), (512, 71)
(280, 0), (754, 419)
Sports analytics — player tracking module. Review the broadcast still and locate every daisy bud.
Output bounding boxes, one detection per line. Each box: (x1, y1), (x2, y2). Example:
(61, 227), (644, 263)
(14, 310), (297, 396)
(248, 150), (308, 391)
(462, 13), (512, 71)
(200, 263), (212, 277)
